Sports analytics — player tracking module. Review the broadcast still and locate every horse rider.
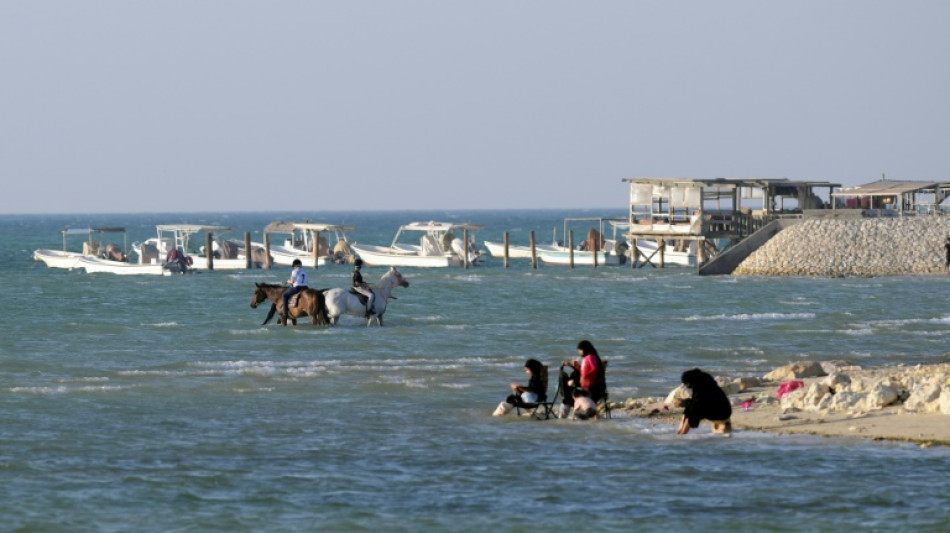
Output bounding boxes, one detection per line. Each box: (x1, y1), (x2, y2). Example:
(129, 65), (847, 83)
(352, 258), (375, 318)
(281, 259), (309, 322)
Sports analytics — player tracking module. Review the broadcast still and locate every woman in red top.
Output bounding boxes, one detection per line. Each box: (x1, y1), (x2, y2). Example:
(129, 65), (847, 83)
(570, 340), (606, 402)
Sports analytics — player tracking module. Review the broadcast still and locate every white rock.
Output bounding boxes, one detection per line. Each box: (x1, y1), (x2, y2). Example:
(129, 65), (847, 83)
(801, 383), (832, 411)
(865, 383), (899, 410)
(830, 391), (865, 411)
(734, 376), (761, 390)
(904, 383), (942, 413)
(664, 385), (690, 406)
(821, 372), (852, 391)
(764, 361), (827, 382)
(939, 389), (950, 415)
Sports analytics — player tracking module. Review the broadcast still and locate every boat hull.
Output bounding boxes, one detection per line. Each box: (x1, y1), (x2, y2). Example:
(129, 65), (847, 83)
(483, 241), (566, 259)
(350, 243), (461, 268)
(33, 249), (84, 269)
(634, 240), (697, 267)
(538, 250), (622, 266)
(78, 257), (167, 275)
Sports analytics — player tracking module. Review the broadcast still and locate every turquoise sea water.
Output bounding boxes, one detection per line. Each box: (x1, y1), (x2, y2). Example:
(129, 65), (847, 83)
(2, 210), (950, 532)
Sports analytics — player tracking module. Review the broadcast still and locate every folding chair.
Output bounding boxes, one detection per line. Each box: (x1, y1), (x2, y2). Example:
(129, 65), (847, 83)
(515, 365), (555, 420)
(597, 360), (612, 419)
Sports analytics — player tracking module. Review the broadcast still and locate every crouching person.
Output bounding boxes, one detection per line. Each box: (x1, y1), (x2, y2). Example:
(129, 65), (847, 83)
(675, 368), (732, 435)
(493, 359), (546, 417)
(570, 388), (599, 421)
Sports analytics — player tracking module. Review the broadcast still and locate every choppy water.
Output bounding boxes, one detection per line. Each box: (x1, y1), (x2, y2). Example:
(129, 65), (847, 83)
(3, 210), (950, 532)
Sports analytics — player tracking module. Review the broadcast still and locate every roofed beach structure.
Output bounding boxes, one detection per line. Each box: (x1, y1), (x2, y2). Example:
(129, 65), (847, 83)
(831, 177), (950, 215)
(622, 177), (840, 269)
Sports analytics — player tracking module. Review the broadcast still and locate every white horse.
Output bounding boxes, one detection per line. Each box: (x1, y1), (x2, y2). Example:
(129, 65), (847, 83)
(323, 267), (410, 326)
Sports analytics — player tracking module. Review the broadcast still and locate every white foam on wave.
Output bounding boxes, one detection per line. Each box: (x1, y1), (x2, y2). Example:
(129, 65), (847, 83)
(413, 315), (445, 322)
(779, 297), (818, 306)
(10, 384), (136, 394)
(58, 376), (110, 383)
(228, 328), (271, 336)
(684, 312), (815, 322)
(439, 383), (471, 390)
(143, 322), (179, 328)
(870, 315), (950, 327)
(840, 327), (874, 336)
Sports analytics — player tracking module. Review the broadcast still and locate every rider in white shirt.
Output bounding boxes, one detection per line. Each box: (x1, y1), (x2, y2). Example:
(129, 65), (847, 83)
(281, 259), (309, 322)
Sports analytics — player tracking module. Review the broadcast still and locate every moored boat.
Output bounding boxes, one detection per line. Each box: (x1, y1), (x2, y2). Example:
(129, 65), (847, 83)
(132, 224), (264, 272)
(33, 227), (129, 270)
(350, 221), (483, 268)
(237, 221), (357, 267)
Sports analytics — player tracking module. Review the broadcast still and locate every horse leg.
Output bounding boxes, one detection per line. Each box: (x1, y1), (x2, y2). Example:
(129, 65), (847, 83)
(263, 304), (277, 325)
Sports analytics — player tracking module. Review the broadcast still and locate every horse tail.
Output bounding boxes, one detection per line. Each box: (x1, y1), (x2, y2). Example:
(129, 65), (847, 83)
(317, 290), (330, 326)
(262, 303), (277, 325)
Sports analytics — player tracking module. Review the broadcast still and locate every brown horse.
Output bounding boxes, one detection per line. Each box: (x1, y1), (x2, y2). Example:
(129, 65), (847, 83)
(250, 283), (329, 326)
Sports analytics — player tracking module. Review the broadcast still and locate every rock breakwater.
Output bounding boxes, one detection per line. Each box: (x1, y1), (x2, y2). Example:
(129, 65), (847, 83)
(733, 216), (950, 277)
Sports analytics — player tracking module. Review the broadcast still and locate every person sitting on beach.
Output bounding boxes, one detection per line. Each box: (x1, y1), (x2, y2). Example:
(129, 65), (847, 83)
(570, 388), (599, 421)
(674, 368), (732, 435)
(568, 340), (606, 403)
(492, 358), (546, 416)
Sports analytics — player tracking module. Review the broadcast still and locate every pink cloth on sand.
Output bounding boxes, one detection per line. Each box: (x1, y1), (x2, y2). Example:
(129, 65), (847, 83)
(776, 380), (805, 398)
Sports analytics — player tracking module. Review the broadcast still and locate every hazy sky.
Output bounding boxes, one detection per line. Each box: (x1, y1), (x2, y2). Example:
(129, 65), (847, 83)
(2, 2), (948, 214)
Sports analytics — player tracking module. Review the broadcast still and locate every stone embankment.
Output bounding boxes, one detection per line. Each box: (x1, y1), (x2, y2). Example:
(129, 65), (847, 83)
(733, 216), (950, 277)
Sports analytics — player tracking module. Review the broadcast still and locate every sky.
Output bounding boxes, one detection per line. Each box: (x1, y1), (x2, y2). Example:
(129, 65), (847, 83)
(2, 1), (948, 215)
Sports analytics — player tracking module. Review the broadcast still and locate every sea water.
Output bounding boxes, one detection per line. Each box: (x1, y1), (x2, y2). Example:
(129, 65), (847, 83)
(2, 210), (949, 532)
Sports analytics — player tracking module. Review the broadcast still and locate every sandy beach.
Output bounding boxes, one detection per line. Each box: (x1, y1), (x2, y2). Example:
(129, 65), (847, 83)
(619, 362), (950, 447)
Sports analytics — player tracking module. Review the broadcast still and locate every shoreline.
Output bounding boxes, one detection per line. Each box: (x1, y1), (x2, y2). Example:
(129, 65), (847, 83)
(616, 361), (950, 447)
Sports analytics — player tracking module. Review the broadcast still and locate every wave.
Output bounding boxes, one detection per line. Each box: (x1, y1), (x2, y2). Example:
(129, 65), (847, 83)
(684, 312), (815, 322)
(9, 384), (136, 394)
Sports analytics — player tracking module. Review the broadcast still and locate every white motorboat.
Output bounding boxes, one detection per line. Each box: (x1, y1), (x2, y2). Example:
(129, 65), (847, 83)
(33, 227), (129, 270)
(131, 224), (263, 272)
(237, 221), (357, 267)
(483, 240), (567, 259)
(350, 221), (483, 268)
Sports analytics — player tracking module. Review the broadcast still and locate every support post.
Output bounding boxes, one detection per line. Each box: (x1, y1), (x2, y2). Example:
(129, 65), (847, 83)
(205, 232), (214, 271)
(263, 233), (272, 269)
(463, 228), (469, 269)
(592, 232), (599, 268)
(568, 230), (574, 269)
(318, 230), (320, 270)
(503, 232), (509, 268)
(529, 230), (537, 269)
(244, 232), (252, 270)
